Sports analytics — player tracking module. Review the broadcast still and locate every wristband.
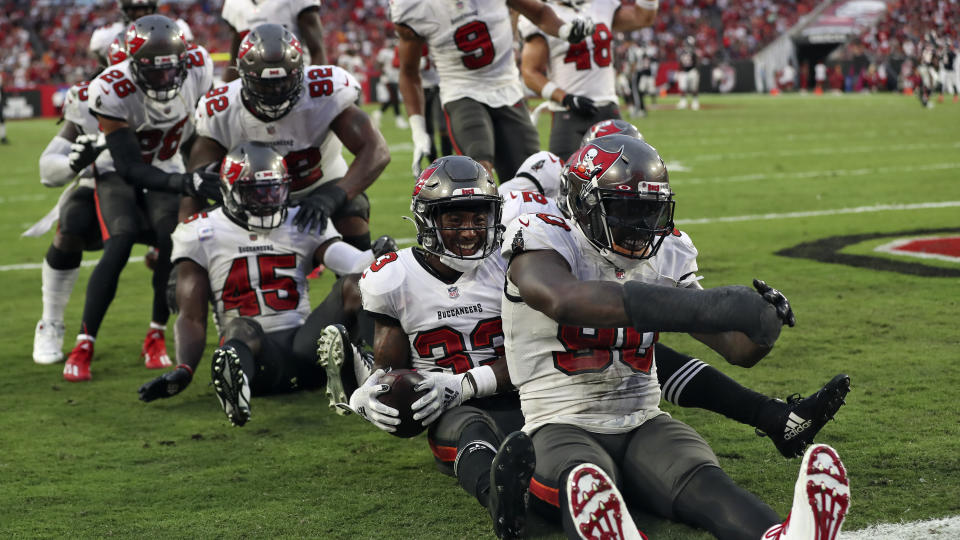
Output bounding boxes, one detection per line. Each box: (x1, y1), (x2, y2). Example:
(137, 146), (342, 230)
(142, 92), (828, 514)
(541, 81), (559, 102)
(465, 365), (498, 398)
(636, 0), (658, 9)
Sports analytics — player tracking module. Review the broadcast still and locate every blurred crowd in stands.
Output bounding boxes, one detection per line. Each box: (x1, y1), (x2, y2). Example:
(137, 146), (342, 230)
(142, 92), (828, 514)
(0, 0), (955, 96)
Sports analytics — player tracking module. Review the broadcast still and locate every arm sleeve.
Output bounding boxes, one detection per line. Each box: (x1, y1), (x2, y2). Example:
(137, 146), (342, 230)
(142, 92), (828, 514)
(322, 241), (376, 275)
(104, 128), (184, 193)
(38, 136), (77, 187)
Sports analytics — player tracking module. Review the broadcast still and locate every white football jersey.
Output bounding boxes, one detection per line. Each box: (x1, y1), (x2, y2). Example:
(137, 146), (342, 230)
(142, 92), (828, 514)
(221, 0), (320, 63)
(500, 190), (561, 225)
(359, 248), (506, 374)
(376, 47), (400, 84)
(390, 0), (524, 107)
(194, 65), (359, 197)
(518, 0), (620, 110)
(89, 44), (214, 174)
(62, 81), (113, 185)
(89, 20), (194, 63)
(500, 213), (702, 434)
(171, 206), (336, 334)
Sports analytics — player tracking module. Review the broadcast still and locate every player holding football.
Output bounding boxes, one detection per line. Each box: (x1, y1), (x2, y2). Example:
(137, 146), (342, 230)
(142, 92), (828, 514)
(518, 0), (657, 160)
(63, 15), (217, 382)
(501, 134), (849, 539)
(189, 24), (389, 252)
(391, 0), (595, 180)
(137, 142), (386, 426)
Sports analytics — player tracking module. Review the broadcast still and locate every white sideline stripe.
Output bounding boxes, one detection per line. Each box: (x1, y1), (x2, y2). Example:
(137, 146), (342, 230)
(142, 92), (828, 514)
(675, 201), (960, 226)
(0, 256), (140, 272)
(677, 162), (960, 185)
(6, 201), (959, 272)
(842, 515), (960, 539)
(680, 141), (960, 162)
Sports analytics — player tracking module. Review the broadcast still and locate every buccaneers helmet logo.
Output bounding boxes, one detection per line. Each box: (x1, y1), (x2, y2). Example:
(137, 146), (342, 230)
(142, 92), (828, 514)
(589, 120), (619, 139)
(570, 144), (624, 181)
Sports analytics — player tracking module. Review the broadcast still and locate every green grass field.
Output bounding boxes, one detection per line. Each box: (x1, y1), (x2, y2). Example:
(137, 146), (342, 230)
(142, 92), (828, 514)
(1, 93), (958, 538)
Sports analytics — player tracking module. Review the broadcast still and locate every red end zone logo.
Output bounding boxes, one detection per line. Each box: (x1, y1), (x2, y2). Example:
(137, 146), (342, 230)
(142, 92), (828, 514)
(875, 236), (960, 263)
(569, 144), (624, 181)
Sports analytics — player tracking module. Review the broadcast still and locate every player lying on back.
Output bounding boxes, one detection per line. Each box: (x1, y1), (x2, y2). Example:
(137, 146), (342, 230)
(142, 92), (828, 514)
(137, 142), (386, 427)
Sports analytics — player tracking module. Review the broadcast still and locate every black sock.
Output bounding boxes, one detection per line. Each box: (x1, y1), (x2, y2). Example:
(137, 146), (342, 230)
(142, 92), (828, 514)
(656, 343), (772, 428)
(674, 466), (780, 539)
(79, 234), (135, 337)
(455, 421), (499, 508)
(222, 339), (256, 385)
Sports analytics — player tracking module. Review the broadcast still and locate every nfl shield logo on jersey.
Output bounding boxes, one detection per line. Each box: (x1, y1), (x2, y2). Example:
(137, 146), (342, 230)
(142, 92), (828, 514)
(616, 268), (625, 279)
(448, 286), (460, 299)
(267, 126), (276, 135)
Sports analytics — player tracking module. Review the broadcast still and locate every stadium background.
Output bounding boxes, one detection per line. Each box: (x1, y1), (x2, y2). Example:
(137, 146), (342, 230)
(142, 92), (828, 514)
(1, 1), (959, 538)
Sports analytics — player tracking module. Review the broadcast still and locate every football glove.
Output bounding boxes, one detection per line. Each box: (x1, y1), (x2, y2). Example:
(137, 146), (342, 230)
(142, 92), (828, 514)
(753, 279), (796, 327)
(561, 94), (598, 116)
(68, 133), (106, 173)
(178, 170), (223, 202)
(372, 235), (398, 258)
(558, 17), (595, 44)
(409, 114), (432, 178)
(338, 369), (402, 433)
(138, 364), (193, 402)
(412, 370), (475, 427)
(292, 182), (348, 235)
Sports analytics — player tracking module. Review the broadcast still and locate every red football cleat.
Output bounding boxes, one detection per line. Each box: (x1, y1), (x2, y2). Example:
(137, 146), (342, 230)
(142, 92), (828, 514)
(142, 329), (173, 369)
(63, 338), (94, 382)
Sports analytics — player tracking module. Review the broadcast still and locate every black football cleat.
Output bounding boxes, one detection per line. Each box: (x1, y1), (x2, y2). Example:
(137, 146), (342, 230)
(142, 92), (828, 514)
(758, 374), (851, 458)
(211, 347), (251, 427)
(489, 431), (536, 540)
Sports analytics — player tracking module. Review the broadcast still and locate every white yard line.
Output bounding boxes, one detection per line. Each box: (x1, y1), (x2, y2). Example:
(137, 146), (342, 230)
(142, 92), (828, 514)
(842, 515), (960, 539)
(676, 162), (960, 185)
(8, 201), (960, 272)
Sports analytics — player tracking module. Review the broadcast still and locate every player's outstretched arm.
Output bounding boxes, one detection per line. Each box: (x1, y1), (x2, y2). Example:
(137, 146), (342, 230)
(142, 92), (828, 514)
(139, 260), (210, 402)
(39, 121), (84, 188)
(509, 0), (594, 43)
(509, 249), (631, 327)
(297, 6), (327, 65)
(612, 1), (659, 33)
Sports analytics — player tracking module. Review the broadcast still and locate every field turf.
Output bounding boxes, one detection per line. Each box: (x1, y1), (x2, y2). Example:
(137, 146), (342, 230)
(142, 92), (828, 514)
(0, 93), (958, 538)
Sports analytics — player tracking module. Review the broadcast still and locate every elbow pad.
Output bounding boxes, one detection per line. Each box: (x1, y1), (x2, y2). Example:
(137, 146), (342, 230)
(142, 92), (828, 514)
(622, 281), (782, 346)
(39, 136), (77, 187)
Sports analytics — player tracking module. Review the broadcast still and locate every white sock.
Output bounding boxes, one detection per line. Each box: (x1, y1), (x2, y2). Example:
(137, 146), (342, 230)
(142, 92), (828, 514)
(149, 321), (165, 331)
(41, 259), (79, 323)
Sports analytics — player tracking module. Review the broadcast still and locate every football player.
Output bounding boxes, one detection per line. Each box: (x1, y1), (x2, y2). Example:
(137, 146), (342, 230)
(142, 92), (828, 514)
(63, 15), (217, 382)
(372, 40), (407, 129)
(189, 24), (389, 252)
(518, 0), (657, 160)
(137, 142), (386, 426)
(497, 150), (564, 199)
(221, 0), (326, 82)
(501, 134), (849, 539)
(391, 0), (594, 180)
(89, 0), (194, 68)
(676, 36), (700, 110)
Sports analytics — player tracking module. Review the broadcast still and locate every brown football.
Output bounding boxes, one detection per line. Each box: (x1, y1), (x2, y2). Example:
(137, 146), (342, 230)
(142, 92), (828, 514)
(376, 369), (429, 438)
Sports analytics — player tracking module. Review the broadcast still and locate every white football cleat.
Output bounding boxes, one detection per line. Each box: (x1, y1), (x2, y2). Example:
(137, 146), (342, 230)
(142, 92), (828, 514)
(212, 347), (251, 427)
(691, 99), (700, 111)
(676, 98), (688, 109)
(395, 115), (409, 129)
(317, 324), (361, 415)
(567, 463), (646, 540)
(33, 319), (66, 364)
(764, 444), (850, 540)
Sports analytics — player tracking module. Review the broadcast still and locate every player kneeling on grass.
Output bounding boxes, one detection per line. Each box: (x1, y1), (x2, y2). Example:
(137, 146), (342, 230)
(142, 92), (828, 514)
(138, 142), (389, 427)
(501, 134), (850, 539)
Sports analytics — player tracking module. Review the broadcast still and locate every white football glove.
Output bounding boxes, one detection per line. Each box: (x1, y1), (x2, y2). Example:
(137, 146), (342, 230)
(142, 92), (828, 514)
(558, 17), (595, 44)
(337, 369), (401, 433)
(412, 371), (475, 427)
(409, 114), (432, 178)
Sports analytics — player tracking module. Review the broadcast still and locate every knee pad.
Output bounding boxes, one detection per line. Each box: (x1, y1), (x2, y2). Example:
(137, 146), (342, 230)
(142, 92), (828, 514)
(427, 406), (501, 475)
(222, 317), (265, 345)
